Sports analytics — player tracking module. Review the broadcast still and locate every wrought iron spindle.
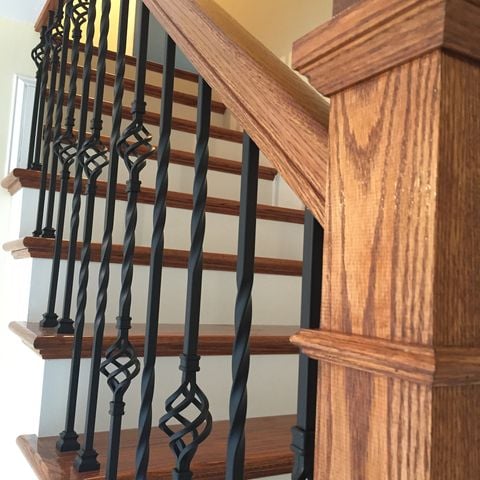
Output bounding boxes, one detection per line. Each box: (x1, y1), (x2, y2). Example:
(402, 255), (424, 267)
(32, 14), (54, 176)
(99, 6), (153, 478)
(40, 0), (72, 328)
(135, 34), (176, 480)
(291, 210), (323, 480)
(226, 134), (260, 480)
(28, 26), (47, 171)
(33, 6), (64, 237)
(158, 78), (213, 480)
(42, 0), (72, 241)
(44, 0), (88, 332)
(74, 0), (129, 472)
(57, 0), (111, 454)
(57, 0), (96, 334)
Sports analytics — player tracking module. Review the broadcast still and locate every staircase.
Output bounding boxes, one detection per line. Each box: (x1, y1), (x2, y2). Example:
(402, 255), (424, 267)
(1, 0), (329, 479)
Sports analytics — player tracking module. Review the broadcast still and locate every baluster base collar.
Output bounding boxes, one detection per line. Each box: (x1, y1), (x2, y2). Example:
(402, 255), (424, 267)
(56, 429), (80, 452)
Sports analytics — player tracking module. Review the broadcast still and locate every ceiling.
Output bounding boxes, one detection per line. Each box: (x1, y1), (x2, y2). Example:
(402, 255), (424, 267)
(0, 0), (45, 23)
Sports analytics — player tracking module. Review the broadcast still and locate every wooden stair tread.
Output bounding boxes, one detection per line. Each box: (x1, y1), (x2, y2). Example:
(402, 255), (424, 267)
(50, 128), (277, 180)
(77, 41), (200, 83)
(73, 64), (226, 114)
(9, 321), (298, 360)
(2, 169), (302, 224)
(66, 93), (243, 143)
(3, 237), (303, 276)
(17, 414), (294, 480)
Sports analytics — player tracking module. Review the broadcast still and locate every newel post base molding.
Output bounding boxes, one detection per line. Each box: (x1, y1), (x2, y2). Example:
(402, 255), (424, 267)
(292, 1), (480, 479)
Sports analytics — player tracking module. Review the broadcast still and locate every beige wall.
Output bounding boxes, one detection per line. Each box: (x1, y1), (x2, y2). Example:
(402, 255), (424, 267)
(215, 0), (332, 61)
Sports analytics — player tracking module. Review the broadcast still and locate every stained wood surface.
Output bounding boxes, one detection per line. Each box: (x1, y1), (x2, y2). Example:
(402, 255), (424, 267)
(17, 415), (295, 479)
(73, 64), (225, 113)
(2, 169), (301, 224)
(310, 50), (480, 479)
(291, 329), (480, 386)
(332, 0), (359, 15)
(3, 237), (303, 276)
(10, 322), (298, 359)
(143, 0), (329, 226)
(293, 0), (480, 95)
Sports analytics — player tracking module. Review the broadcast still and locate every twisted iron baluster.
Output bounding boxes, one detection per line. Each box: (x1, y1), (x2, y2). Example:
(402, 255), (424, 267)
(45, 0), (87, 332)
(31, 15), (54, 176)
(75, 0), (129, 471)
(40, 0), (72, 328)
(28, 26), (47, 171)
(33, 7), (63, 237)
(57, 0), (111, 453)
(57, 0), (95, 335)
(291, 211), (323, 480)
(159, 78), (213, 480)
(135, 34), (176, 480)
(226, 134), (260, 480)
(100, 7), (154, 478)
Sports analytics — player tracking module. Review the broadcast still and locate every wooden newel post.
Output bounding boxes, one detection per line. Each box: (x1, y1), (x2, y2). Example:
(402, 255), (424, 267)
(291, 0), (480, 479)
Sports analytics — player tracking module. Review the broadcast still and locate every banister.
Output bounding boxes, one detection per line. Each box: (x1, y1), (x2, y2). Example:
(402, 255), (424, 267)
(143, 0), (329, 226)
(35, 0), (330, 225)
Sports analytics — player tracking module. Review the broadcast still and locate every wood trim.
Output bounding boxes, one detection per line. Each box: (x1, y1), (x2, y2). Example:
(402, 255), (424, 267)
(3, 237), (303, 276)
(2, 169), (301, 223)
(73, 64), (226, 113)
(18, 415), (294, 480)
(293, 0), (480, 95)
(291, 329), (480, 386)
(34, 0), (56, 31)
(10, 322), (298, 359)
(143, 0), (329, 226)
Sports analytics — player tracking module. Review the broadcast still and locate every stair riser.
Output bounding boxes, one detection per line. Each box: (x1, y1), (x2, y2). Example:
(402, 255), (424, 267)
(37, 354), (298, 437)
(12, 188), (301, 258)
(19, 258), (301, 328)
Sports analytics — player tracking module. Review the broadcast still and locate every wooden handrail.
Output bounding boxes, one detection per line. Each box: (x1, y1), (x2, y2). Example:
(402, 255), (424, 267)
(35, 0), (330, 224)
(35, 0), (57, 31)
(143, 0), (329, 225)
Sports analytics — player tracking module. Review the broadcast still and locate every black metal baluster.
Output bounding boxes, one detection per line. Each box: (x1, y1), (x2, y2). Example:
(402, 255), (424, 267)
(28, 26), (47, 171)
(158, 78), (213, 480)
(99, 6), (153, 478)
(226, 134), (260, 480)
(33, 6), (63, 237)
(44, 0), (88, 332)
(32, 14), (54, 176)
(57, 0), (111, 454)
(74, 0), (129, 471)
(42, 0), (72, 241)
(40, 0), (72, 328)
(291, 211), (323, 480)
(57, 0), (95, 334)
(135, 34), (176, 480)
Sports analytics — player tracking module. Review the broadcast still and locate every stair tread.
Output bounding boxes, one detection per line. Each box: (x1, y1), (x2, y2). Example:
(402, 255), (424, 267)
(2, 169), (302, 224)
(51, 128), (277, 180)
(67, 93), (243, 143)
(77, 41), (200, 83)
(73, 64), (227, 114)
(9, 321), (298, 360)
(17, 414), (294, 480)
(3, 237), (303, 276)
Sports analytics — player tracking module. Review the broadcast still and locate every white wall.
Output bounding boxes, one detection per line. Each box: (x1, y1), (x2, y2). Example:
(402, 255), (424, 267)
(0, 15), (42, 480)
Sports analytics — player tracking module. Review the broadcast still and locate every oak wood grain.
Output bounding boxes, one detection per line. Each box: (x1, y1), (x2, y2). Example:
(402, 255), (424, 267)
(309, 49), (480, 479)
(291, 329), (480, 386)
(2, 169), (301, 224)
(10, 322), (298, 359)
(17, 415), (295, 479)
(143, 0), (329, 226)
(3, 237), (303, 276)
(293, 0), (480, 95)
